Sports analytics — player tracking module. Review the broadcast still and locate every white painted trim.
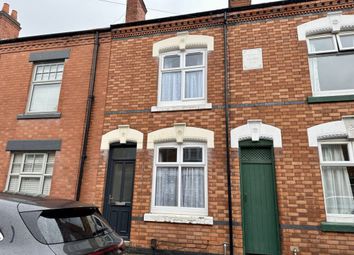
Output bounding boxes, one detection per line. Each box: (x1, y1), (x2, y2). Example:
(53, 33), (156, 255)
(147, 123), (214, 149)
(307, 116), (354, 147)
(297, 12), (354, 41)
(151, 103), (212, 112)
(144, 213), (213, 225)
(230, 120), (282, 148)
(152, 32), (214, 57)
(100, 125), (144, 150)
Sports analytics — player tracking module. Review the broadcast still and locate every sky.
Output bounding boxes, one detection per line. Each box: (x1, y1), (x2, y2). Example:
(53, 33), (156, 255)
(1, 0), (280, 37)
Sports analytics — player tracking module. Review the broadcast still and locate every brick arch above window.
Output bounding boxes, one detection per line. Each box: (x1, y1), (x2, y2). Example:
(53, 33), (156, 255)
(297, 12), (354, 41)
(307, 116), (354, 147)
(147, 123), (214, 149)
(230, 120), (282, 148)
(100, 125), (144, 151)
(152, 32), (214, 57)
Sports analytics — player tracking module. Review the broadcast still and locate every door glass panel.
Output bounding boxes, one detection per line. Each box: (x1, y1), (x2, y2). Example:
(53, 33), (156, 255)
(122, 163), (134, 202)
(111, 163), (123, 201)
(111, 147), (136, 161)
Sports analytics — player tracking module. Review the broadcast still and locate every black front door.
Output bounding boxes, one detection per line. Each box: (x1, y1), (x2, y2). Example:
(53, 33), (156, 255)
(103, 144), (136, 240)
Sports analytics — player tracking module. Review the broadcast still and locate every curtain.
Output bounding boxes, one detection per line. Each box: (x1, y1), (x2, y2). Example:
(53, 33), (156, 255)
(30, 84), (61, 112)
(185, 71), (203, 99)
(322, 145), (354, 214)
(155, 167), (178, 206)
(181, 167), (204, 208)
(161, 72), (181, 101)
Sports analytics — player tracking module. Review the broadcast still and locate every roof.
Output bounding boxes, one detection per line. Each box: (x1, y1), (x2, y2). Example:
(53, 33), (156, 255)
(0, 192), (95, 212)
(0, 0), (316, 44)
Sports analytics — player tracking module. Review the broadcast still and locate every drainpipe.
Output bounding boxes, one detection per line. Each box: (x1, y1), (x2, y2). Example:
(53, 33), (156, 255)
(76, 31), (100, 201)
(223, 11), (234, 255)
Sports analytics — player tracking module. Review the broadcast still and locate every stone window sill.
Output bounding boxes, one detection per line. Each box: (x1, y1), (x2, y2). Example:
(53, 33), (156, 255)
(320, 222), (354, 233)
(143, 213), (213, 225)
(17, 112), (61, 120)
(307, 95), (354, 104)
(151, 103), (212, 112)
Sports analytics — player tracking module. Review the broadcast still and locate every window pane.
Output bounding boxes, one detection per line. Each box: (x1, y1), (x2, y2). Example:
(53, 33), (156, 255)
(11, 154), (23, 173)
(45, 153), (55, 174)
(23, 154), (34, 172)
(158, 148), (177, 162)
(181, 167), (204, 208)
(33, 154), (44, 173)
(183, 147), (203, 162)
(339, 34), (354, 49)
(155, 167), (178, 206)
(321, 144), (349, 161)
(159, 148), (177, 162)
(8, 176), (19, 192)
(19, 177), (40, 194)
(29, 83), (61, 112)
(308, 37), (336, 53)
(185, 70), (203, 99)
(43, 177), (52, 195)
(186, 52), (203, 66)
(322, 166), (354, 215)
(161, 72), (181, 101)
(163, 55), (180, 69)
(311, 55), (354, 92)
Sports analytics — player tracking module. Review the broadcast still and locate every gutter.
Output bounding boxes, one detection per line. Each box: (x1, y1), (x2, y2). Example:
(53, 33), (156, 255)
(223, 11), (234, 255)
(0, 0), (317, 44)
(76, 31), (100, 201)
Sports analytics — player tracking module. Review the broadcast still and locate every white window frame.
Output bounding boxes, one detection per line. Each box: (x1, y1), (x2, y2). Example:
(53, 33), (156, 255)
(307, 33), (354, 97)
(26, 62), (64, 113)
(306, 34), (338, 54)
(5, 152), (54, 195)
(151, 142), (208, 216)
(157, 49), (208, 107)
(337, 32), (354, 51)
(318, 140), (354, 223)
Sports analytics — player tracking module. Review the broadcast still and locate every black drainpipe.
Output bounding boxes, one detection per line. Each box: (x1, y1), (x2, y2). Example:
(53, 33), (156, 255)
(223, 11), (234, 255)
(76, 31), (100, 201)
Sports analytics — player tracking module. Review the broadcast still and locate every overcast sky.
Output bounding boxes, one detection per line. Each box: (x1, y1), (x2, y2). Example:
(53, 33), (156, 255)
(1, 0), (280, 37)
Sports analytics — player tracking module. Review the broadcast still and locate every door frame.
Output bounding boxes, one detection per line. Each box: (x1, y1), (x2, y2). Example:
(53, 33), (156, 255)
(239, 139), (281, 255)
(103, 142), (137, 239)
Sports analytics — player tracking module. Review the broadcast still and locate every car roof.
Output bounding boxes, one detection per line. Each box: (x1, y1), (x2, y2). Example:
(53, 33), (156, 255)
(0, 192), (96, 212)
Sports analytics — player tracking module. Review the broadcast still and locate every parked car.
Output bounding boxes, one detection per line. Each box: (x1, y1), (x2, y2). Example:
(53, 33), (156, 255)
(0, 192), (125, 254)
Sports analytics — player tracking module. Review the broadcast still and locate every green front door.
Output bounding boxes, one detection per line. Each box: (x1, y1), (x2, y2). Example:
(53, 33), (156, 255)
(239, 140), (280, 255)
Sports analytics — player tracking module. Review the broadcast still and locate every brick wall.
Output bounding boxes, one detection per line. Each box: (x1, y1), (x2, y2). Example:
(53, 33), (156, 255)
(0, 34), (100, 200)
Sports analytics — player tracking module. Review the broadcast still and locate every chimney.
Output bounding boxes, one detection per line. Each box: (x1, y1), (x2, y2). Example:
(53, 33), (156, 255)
(229, 0), (252, 8)
(0, 3), (21, 40)
(125, 0), (147, 23)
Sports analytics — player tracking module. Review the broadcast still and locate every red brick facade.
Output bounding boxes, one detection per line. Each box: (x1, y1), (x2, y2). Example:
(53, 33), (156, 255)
(1, 0), (354, 254)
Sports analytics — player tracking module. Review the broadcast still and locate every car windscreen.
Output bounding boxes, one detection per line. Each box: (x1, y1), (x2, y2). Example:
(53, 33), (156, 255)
(20, 207), (113, 245)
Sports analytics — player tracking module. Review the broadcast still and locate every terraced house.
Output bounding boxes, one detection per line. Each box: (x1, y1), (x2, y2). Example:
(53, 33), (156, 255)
(0, 0), (353, 254)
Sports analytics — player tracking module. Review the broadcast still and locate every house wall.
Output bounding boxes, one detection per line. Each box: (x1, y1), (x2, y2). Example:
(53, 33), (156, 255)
(82, 0), (354, 254)
(228, 6), (354, 254)
(0, 0), (353, 254)
(0, 33), (110, 200)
